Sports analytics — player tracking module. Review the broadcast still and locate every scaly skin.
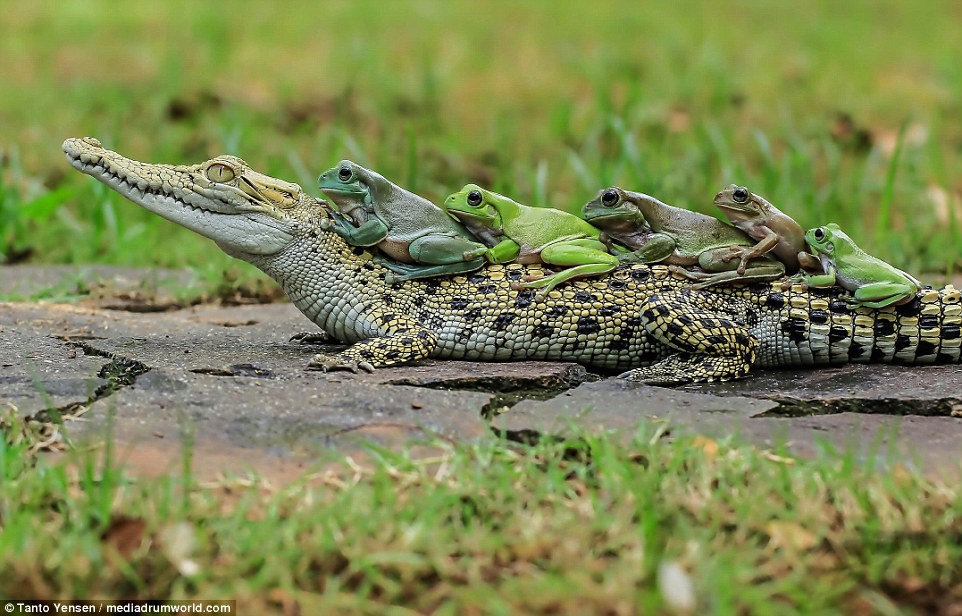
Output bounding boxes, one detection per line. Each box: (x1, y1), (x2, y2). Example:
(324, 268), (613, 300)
(583, 186), (786, 288)
(63, 138), (962, 384)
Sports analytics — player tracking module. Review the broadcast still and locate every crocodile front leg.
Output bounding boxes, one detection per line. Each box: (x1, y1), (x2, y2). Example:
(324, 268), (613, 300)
(620, 290), (760, 385)
(307, 312), (438, 372)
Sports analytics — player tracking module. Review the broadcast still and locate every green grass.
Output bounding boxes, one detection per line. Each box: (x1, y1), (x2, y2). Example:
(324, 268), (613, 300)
(3, 0), (962, 290)
(2, 413), (961, 613)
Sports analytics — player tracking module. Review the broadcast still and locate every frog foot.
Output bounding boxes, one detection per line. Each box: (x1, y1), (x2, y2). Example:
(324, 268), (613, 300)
(779, 277), (808, 292)
(509, 273), (548, 290)
(720, 245), (747, 262)
(508, 280), (550, 302)
(307, 353), (375, 373)
(667, 265), (701, 279)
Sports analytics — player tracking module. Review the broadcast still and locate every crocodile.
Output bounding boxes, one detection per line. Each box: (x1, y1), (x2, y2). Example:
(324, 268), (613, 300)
(62, 137), (962, 384)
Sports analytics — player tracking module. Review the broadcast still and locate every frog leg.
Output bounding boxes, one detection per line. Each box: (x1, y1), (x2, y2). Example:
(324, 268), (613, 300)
(607, 241), (634, 258)
(796, 263), (837, 288)
(514, 233), (589, 265)
(616, 233), (678, 264)
(699, 245), (751, 272)
(375, 232), (489, 281)
(619, 290), (760, 385)
(797, 251), (823, 273)
(327, 210), (390, 247)
(685, 259), (786, 290)
(408, 234), (490, 265)
(516, 239), (619, 295)
(379, 258), (485, 283)
(852, 281), (920, 308)
(671, 247), (783, 288)
(485, 238), (522, 264)
(722, 229), (780, 274)
(307, 312), (438, 372)
(663, 245), (741, 274)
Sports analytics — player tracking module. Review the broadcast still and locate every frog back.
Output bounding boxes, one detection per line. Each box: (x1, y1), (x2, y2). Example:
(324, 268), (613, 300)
(502, 203), (601, 246)
(832, 241), (920, 286)
(374, 184), (471, 241)
(654, 205), (751, 254)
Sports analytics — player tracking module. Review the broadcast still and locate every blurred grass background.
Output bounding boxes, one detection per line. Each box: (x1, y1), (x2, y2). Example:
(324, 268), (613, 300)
(2, 0), (962, 285)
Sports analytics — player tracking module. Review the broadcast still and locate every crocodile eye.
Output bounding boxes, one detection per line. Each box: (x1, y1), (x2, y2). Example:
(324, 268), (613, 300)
(206, 163), (235, 183)
(813, 227), (825, 242)
(733, 186), (750, 203)
(466, 190), (483, 207)
(338, 166), (353, 182)
(601, 189), (620, 207)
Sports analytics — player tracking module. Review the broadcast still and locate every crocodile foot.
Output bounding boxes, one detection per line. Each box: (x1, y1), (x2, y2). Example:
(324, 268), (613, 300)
(618, 361), (694, 386)
(290, 331), (333, 345)
(307, 353), (375, 373)
(618, 353), (751, 386)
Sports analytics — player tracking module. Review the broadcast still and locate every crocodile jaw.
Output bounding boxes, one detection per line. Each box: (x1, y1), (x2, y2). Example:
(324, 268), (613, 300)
(63, 137), (295, 256)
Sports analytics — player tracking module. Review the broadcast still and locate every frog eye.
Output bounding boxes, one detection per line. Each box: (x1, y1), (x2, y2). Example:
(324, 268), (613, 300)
(466, 190), (483, 207)
(601, 189), (620, 207)
(733, 186), (750, 203)
(337, 166), (353, 182)
(206, 163), (236, 183)
(813, 227), (826, 242)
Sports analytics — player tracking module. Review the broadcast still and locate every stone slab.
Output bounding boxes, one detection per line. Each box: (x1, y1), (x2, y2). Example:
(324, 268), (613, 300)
(492, 380), (776, 440)
(75, 367), (492, 479)
(684, 364), (962, 416)
(0, 319), (108, 417)
(492, 379), (962, 476)
(1, 302), (581, 480)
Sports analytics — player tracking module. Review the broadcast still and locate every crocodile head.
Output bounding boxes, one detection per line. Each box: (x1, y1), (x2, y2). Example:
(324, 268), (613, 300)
(63, 137), (332, 258)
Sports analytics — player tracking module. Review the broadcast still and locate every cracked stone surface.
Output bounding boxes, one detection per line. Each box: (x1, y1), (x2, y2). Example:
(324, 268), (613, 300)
(682, 364), (962, 417)
(0, 301), (576, 479)
(3, 268), (962, 479)
(493, 380), (778, 437)
(0, 325), (108, 417)
(78, 367), (492, 479)
(491, 379), (962, 475)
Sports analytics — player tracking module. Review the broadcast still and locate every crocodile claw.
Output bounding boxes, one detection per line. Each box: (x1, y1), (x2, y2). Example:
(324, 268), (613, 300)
(290, 331), (333, 345)
(617, 367), (692, 386)
(307, 353), (376, 373)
